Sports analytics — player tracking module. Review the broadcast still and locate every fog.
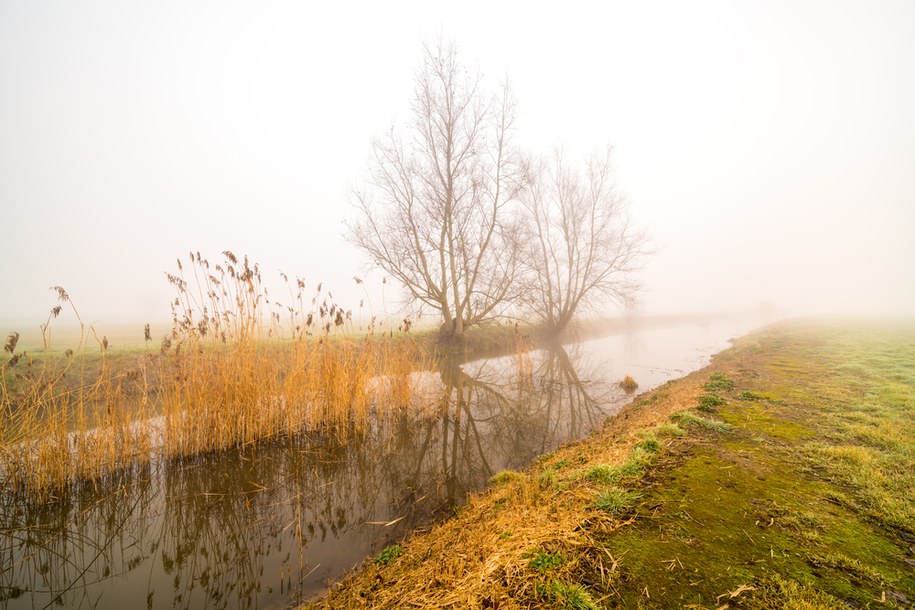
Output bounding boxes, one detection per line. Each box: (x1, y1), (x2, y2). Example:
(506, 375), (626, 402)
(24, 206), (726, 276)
(2, 1), (913, 335)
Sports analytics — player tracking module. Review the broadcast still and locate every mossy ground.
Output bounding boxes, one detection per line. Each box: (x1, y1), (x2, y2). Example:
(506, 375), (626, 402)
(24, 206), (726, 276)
(307, 321), (915, 609)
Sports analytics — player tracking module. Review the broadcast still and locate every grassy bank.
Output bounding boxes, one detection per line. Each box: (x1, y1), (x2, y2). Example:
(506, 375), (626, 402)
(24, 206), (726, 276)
(308, 320), (915, 608)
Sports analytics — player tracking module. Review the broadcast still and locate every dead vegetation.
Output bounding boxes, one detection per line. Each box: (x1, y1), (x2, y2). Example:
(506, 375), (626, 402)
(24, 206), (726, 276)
(0, 252), (429, 502)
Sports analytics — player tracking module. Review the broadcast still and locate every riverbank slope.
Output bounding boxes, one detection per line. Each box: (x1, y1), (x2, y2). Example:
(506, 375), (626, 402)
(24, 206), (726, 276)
(307, 320), (915, 608)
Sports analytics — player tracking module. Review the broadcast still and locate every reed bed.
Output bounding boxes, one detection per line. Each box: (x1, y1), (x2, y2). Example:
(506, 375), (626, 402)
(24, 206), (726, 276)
(1, 252), (427, 503)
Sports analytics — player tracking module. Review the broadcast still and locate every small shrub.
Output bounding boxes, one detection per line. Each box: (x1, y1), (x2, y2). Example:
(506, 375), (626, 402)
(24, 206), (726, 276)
(595, 487), (641, 514)
(374, 544), (402, 565)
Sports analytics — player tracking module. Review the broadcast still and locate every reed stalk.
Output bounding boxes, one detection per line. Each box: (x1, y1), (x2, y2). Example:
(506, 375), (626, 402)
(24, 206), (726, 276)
(0, 253), (428, 503)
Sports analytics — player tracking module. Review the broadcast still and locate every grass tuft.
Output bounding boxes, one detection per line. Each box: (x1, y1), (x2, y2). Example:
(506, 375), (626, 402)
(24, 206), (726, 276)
(491, 470), (525, 486)
(703, 372), (734, 392)
(738, 390), (765, 401)
(671, 411), (732, 432)
(546, 580), (599, 610)
(633, 438), (661, 453)
(697, 393), (725, 412)
(595, 487), (641, 514)
(653, 422), (685, 437)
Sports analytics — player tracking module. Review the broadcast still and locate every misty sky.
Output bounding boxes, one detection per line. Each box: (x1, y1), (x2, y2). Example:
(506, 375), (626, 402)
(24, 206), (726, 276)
(1, 0), (913, 333)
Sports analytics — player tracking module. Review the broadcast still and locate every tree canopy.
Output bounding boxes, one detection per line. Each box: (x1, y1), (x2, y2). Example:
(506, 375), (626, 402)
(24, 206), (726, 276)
(349, 41), (647, 340)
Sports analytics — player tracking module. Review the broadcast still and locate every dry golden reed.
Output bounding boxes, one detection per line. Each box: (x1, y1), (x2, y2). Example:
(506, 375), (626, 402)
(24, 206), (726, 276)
(1, 252), (426, 503)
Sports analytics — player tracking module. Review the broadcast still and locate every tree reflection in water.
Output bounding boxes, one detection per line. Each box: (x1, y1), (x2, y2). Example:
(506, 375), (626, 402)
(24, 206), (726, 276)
(0, 345), (620, 610)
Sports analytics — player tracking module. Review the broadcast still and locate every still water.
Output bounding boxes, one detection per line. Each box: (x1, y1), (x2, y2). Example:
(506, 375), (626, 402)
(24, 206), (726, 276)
(0, 319), (754, 609)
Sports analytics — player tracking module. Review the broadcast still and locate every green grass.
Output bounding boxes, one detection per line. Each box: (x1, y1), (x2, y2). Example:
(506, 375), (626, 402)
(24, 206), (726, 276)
(584, 449), (653, 485)
(595, 487), (641, 514)
(490, 469), (525, 486)
(306, 321), (915, 609)
(525, 549), (566, 572)
(590, 321), (915, 607)
(633, 438), (661, 453)
(653, 422), (685, 437)
(374, 544), (402, 566)
(738, 390), (765, 401)
(697, 393), (725, 411)
(703, 371), (734, 392)
(671, 410), (732, 432)
(543, 580), (599, 609)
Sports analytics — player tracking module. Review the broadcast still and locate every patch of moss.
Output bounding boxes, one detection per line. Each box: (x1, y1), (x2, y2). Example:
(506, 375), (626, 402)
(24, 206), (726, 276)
(718, 401), (811, 442)
(593, 445), (913, 606)
(743, 575), (847, 609)
(585, 342), (915, 608)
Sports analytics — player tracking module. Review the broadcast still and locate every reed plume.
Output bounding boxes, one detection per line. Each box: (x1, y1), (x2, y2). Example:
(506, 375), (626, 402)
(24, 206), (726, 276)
(1, 251), (427, 503)
(3, 331), (18, 354)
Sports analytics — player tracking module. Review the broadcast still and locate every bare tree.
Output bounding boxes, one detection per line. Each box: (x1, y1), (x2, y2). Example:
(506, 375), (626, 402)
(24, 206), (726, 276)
(348, 41), (524, 340)
(520, 148), (648, 336)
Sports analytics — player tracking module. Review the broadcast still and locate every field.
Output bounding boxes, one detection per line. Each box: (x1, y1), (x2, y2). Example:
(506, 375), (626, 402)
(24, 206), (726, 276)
(308, 320), (915, 608)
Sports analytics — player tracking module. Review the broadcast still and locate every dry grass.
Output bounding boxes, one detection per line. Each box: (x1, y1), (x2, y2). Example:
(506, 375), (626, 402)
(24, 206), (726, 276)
(618, 375), (638, 393)
(309, 372), (704, 609)
(1, 252), (428, 502)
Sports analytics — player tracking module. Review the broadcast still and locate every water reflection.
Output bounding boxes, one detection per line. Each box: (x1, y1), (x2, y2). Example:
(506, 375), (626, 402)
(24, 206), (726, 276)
(1, 322), (745, 609)
(425, 344), (618, 510)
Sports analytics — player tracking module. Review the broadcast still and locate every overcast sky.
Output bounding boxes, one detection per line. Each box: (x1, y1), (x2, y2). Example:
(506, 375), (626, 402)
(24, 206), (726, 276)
(2, 0), (913, 333)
